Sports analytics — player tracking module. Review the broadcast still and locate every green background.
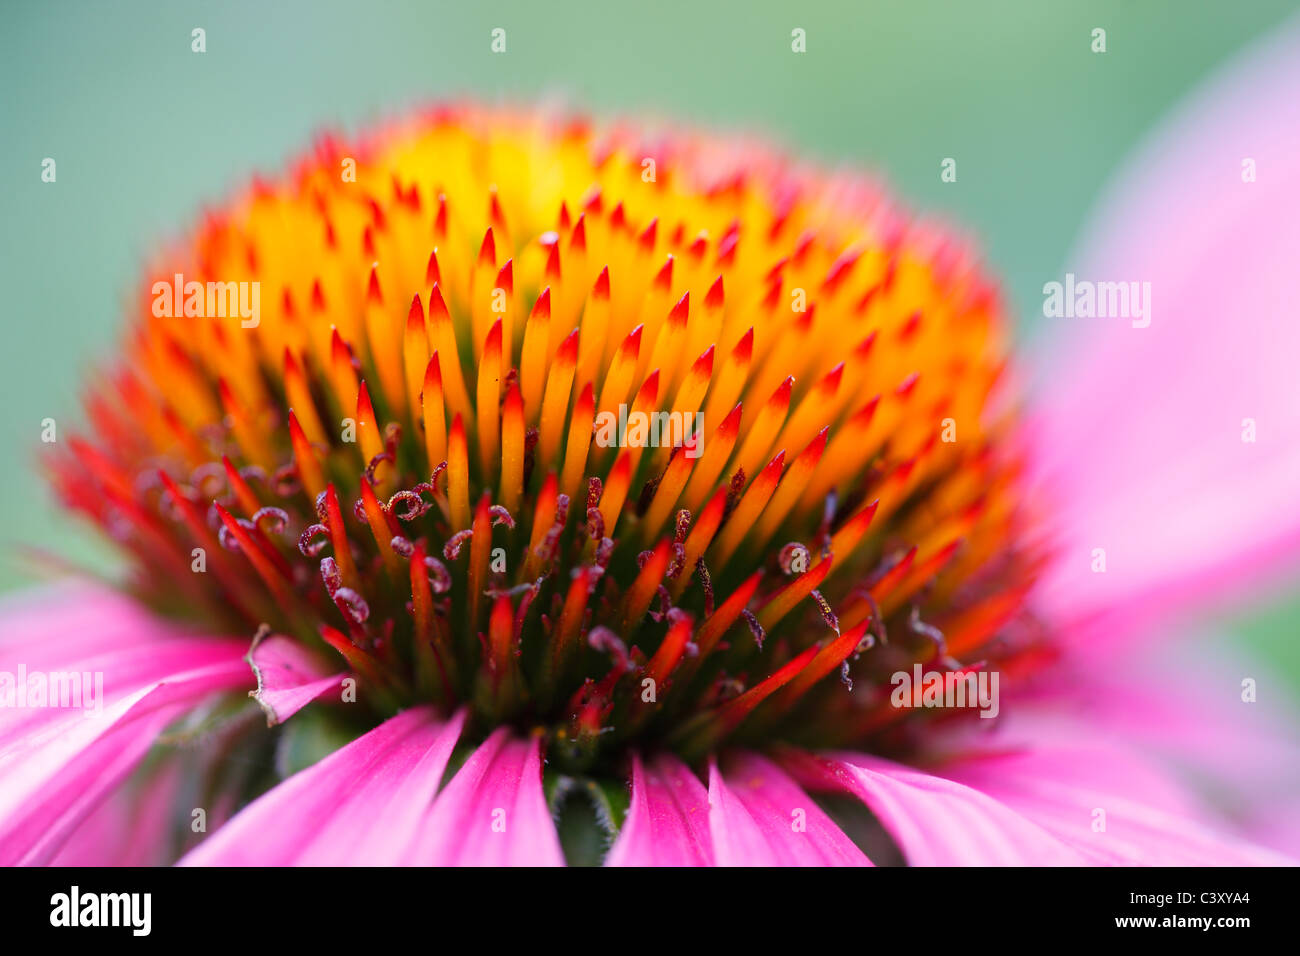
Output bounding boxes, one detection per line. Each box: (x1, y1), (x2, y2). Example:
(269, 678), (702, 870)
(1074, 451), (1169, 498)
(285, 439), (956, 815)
(2, 0), (1296, 683)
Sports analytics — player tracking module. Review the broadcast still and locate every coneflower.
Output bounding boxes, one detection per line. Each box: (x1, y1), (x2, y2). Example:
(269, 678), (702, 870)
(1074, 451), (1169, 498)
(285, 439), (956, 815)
(8, 100), (1295, 866)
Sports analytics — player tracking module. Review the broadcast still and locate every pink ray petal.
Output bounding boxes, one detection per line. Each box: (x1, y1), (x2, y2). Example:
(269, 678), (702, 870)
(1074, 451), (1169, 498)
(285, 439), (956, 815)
(246, 632), (344, 726)
(976, 631), (1300, 860)
(403, 727), (563, 866)
(1089, 664), (1300, 858)
(0, 585), (237, 751)
(47, 762), (185, 867)
(1027, 14), (1300, 630)
(605, 752), (713, 866)
(0, 637), (248, 749)
(182, 706), (464, 866)
(0, 585), (249, 865)
(709, 752), (871, 866)
(782, 748), (1087, 865)
(943, 744), (1293, 866)
(0, 583), (197, 665)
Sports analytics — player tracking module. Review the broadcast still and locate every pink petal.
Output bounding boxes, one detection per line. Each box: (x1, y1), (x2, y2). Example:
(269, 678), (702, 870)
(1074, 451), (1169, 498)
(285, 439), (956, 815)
(783, 749), (1087, 865)
(48, 762), (185, 866)
(403, 727), (563, 865)
(944, 745), (1292, 866)
(709, 752), (871, 866)
(1028, 15), (1300, 628)
(0, 586), (249, 865)
(1102, 666), (1300, 858)
(0, 583), (195, 664)
(182, 706), (464, 866)
(246, 632), (344, 726)
(605, 752), (713, 866)
(995, 632), (1300, 860)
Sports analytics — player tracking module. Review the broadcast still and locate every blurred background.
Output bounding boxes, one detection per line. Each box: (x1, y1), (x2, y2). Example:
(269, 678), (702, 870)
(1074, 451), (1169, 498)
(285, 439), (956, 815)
(2, 0), (1296, 683)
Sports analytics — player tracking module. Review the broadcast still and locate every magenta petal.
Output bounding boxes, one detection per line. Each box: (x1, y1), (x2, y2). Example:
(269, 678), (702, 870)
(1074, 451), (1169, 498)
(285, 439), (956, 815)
(945, 745), (1293, 866)
(48, 762), (185, 866)
(0, 587), (249, 865)
(709, 752), (871, 866)
(1028, 16), (1300, 627)
(605, 752), (713, 866)
(0, 583), (199, 667)
(182, 706), (464, 866)
(1087, 663), (1300, 858)
(403, 727), (563, 865)
(246, 632), (344, 726)
(784, 749), (1086, 865)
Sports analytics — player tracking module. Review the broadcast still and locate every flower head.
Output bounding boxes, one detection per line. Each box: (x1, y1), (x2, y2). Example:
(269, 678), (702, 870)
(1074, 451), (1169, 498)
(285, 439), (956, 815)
(48, 105), (1035, 787)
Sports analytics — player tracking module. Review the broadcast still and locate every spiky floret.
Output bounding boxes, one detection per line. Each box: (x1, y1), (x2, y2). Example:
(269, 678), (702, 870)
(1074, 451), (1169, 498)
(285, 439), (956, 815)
(49, 105), (1043, 772)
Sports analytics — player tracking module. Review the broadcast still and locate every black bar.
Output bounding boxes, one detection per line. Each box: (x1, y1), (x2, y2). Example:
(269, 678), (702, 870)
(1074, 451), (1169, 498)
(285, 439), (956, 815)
(0, 866), (1284, 942)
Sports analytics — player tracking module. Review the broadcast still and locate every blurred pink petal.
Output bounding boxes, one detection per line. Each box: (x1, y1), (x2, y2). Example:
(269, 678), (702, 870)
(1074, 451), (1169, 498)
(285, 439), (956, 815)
(0, 585), (248, 865)
(182, 706), (463, 865)
(246, 632), (344, 726)
(708, 752), (871, 866)
(1028, 14), (1300, 629)
(1034, 632), (1300, 857)
(606, 753), (713, 866)
(783, 749), (1086, 865)
(944, 744), (1292, 865)
(47, 762), (184, 867)
(928, 654), (1298, 865)
(405, 727), (562, 866)
(0, 583), (206, 670)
